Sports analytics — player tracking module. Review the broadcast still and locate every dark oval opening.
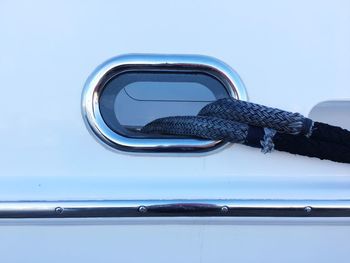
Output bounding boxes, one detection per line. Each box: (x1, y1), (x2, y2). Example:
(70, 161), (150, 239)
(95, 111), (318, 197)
(99, 70), (230, 138)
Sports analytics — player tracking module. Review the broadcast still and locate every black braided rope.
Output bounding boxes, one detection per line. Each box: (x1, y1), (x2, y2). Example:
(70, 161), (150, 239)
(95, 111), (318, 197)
(199, 98), (309, 135)
(142, 116), (248, 143)
(200, 98), (350, 149)
(312, 122), (350, 148)
(274, 133), (350, 164)
(141, 99), (350, 164)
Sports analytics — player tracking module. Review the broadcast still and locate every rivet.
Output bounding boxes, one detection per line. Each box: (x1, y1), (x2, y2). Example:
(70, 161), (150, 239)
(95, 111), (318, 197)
(221, 206), (229, 213)
(138, 206), (147, 213)
(304, 206), (312, 213)
(55, 207), (64, 214)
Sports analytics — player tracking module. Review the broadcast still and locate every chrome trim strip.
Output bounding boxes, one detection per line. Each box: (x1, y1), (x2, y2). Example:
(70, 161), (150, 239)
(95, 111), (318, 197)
(1, 200), (350, 218)
(81, 54), (248, 153)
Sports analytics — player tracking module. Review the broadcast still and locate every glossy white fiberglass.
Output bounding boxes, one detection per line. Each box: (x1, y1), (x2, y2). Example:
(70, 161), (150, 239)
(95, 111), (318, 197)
(0, 0), (350, 262)
(0, 0), (349, 199)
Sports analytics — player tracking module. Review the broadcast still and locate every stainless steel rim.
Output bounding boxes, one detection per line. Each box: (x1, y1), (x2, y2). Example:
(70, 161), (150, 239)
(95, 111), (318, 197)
(81, 54), (248, 153)
(1, 199), (350, 218)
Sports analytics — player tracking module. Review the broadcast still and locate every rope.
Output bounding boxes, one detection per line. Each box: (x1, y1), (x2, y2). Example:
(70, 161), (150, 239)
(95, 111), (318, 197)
(141, 98), (350, 164)
(141, 116), (249, 143)
(198, 98), (311, 135)
(311, 122), (350, 148)
(199, 98), (350, 147)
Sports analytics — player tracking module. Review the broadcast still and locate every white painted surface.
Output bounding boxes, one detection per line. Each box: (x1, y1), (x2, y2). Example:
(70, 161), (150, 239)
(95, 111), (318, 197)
(0, 0), (349, 262)
(0, 0), (349, 196)
(1, 218), (350, 263)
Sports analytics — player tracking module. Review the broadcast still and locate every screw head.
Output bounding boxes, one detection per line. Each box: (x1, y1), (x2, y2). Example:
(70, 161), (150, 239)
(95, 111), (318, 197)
(55, 207), (64, 214)
(304, 206), (312, 213)
(221, 206), (229, 213)
(138, 206), (147, 213)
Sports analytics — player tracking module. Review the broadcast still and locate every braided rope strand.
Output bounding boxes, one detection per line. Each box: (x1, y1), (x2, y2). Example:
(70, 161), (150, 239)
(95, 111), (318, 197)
(141, 99), (350, 164)
(199, 98), (312, 135)
(312, 122), (350, 148)
(142, 116), (249, 143)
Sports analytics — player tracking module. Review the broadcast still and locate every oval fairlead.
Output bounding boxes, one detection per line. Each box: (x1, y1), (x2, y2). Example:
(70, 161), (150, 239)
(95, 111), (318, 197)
(82, 54), (248, 153)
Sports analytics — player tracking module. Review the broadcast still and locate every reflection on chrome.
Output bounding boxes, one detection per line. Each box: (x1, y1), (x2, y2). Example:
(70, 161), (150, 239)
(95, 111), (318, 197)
(1, 199), (350, 218)
(81, 54), (248, 153)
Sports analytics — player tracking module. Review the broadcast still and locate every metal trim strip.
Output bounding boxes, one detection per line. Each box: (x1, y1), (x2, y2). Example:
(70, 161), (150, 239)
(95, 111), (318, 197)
(1, 199), (350, 218)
